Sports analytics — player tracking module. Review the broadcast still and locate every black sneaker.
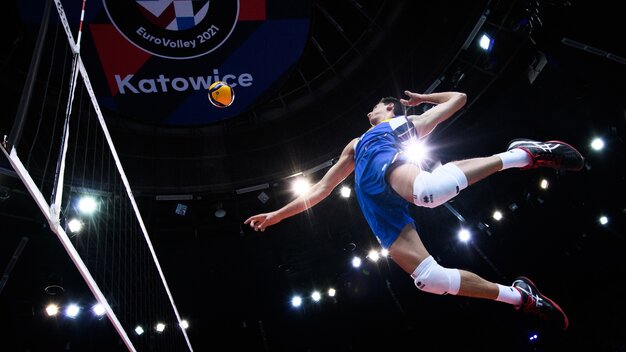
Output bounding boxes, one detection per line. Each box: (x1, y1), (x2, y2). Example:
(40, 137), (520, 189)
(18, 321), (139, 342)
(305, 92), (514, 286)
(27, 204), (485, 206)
(512, 276), (569, 330)
(507, 139), (585, 171)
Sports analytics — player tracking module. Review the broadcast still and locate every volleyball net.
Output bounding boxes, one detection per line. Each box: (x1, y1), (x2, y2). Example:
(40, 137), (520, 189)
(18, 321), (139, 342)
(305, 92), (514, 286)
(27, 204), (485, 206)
(1, 1), (193, 351)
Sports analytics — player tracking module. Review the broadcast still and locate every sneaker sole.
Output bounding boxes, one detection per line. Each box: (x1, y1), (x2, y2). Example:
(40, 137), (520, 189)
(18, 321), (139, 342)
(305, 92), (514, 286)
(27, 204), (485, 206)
(517, 276), (570, 330)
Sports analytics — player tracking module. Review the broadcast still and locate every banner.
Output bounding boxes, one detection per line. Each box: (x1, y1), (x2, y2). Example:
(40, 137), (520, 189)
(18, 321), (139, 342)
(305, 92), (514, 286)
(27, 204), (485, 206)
(20, 0), (311, 126)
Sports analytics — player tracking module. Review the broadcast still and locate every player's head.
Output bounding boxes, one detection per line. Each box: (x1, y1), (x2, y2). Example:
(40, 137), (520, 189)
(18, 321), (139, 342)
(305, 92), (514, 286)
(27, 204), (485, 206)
(367, 96), (404, 126)
(379, 96), (405, 116)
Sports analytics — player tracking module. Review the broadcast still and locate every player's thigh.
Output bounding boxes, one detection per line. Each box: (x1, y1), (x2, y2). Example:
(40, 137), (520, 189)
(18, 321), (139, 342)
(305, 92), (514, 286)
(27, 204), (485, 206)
(387, 163), (421, 202)
(388, 223), (430, 274)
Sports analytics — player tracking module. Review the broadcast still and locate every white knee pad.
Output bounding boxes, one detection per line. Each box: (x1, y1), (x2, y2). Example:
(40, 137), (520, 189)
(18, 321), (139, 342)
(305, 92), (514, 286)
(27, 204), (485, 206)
(412, 163), (468, 208)
(411, 256), (461, 295)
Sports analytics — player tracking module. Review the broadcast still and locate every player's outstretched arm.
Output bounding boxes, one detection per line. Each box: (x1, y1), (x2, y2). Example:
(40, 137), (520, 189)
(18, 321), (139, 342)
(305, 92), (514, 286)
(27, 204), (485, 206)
(244, 139), (357, 232)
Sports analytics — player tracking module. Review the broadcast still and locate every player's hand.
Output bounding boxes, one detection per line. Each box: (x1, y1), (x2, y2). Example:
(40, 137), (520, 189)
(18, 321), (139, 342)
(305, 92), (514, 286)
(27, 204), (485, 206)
(399, 90), (425, 107)
(244, 212), (280, 232)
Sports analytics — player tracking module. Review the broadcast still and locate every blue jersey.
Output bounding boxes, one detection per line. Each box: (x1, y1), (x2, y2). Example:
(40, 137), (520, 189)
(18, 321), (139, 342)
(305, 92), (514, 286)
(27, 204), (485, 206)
(353, 116), (419, 249)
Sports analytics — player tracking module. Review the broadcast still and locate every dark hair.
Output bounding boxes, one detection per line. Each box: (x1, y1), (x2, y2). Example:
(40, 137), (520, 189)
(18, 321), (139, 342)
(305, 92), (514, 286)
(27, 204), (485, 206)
(379, 96), (405, 116)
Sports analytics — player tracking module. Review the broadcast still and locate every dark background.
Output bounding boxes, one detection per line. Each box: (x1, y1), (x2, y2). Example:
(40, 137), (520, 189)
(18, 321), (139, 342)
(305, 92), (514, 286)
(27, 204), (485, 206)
(1, 0), (625, 351)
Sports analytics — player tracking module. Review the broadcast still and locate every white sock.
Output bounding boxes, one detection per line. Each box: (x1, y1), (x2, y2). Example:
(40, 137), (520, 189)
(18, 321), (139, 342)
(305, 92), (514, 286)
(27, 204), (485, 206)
(497, 149), (531, 170)
(496, 284), (522, 306)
